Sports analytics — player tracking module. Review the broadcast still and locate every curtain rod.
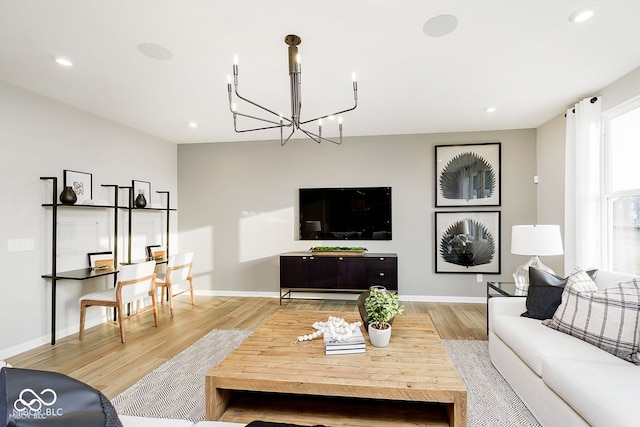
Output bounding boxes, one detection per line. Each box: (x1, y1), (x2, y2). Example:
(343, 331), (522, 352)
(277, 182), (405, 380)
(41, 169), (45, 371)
(564, 96), (599, 116)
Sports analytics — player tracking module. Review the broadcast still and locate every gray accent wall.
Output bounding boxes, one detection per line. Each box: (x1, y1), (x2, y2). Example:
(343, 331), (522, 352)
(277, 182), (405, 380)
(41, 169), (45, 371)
(177, 129), (537, 300)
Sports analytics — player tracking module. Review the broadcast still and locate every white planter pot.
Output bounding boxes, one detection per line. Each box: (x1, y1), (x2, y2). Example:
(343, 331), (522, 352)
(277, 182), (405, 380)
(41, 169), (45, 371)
(368, 323), (392, 347)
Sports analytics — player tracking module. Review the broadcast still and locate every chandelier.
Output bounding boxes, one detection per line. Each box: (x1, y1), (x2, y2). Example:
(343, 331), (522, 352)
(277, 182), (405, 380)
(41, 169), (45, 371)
(227, 34), (358, 146)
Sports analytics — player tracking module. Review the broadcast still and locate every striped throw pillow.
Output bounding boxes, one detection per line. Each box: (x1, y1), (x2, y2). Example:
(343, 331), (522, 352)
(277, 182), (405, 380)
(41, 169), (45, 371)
(543, 278), (640, 364)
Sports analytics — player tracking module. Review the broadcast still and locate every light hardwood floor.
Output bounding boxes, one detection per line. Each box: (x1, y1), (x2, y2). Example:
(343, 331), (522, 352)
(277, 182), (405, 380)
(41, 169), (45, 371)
(6, 295), (487, 399)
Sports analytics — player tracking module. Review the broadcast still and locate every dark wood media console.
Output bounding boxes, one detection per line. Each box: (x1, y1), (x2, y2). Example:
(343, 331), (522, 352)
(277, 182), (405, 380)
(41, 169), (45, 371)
(279, 252), (397, 302)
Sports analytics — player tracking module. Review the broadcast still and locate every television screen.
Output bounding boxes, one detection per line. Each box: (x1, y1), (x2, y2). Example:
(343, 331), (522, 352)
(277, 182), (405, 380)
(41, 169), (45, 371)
(299, 187), (392, 240)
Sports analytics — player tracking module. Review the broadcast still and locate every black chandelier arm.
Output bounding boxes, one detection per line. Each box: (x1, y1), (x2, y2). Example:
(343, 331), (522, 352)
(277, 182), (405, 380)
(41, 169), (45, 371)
(298, 98), (358, 126)
(299, 127), (342, 145)
(231, 108), (292, 128)
(280, 125), (297, 146)
(233, 86), (285, 121)
(232, 113), (293, 135)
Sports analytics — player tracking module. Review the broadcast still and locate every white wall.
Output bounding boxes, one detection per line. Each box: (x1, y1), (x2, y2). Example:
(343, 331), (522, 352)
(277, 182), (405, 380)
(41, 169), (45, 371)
(0, 81), (177, 358)
(178, 129), (537, 300)
(535, 114), (566, 274)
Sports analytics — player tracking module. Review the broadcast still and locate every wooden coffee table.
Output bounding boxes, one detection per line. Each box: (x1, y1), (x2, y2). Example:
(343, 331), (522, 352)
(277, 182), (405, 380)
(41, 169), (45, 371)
(205, 310), (467, 426)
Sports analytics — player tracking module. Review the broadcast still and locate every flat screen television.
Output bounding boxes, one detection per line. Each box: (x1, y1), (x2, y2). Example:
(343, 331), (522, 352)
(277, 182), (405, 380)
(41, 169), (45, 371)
(299, 187), (392, 240)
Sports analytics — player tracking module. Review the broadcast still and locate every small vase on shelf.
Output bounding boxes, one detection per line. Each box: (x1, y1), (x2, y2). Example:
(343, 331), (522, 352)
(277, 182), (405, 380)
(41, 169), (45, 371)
(134, 191), (147, 208)
(59, 186), (77, 205)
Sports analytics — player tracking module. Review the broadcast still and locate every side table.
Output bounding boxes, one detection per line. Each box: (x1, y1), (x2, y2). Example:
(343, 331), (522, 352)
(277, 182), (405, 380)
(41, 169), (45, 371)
(486, 281), (526, 333)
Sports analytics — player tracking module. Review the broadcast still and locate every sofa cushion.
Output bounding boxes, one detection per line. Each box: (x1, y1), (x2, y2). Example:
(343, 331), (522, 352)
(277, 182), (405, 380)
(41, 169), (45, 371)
(522, 268), (598, 320)
(543, 279), (640, 364)
(542, 359), (640, 427)
(491, 314), (625, 377)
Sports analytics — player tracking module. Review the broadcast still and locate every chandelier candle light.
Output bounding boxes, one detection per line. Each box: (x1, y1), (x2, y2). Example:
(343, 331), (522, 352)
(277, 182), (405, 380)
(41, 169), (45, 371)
(228, 34), (358, 146)
(511, 224), (564, 294)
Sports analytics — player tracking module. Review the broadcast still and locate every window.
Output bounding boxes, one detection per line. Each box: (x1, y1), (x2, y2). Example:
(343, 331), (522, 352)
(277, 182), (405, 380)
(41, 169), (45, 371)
(603, 99), (640, 275)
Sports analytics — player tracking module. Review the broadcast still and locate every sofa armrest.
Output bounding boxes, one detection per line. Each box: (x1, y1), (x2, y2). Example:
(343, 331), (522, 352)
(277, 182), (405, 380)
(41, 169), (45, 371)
(488, 296), (526, 332)
(594, 270), (640, 290)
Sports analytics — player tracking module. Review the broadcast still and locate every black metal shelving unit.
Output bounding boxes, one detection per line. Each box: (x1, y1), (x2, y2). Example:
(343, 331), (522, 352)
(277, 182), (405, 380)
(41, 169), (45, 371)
(40, 177), (119, 345)
(41, 177), (175, 345)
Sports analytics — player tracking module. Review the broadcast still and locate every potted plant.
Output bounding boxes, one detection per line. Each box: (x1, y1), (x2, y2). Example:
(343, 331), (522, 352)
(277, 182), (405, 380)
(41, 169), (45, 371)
(364, 287), (404, 347)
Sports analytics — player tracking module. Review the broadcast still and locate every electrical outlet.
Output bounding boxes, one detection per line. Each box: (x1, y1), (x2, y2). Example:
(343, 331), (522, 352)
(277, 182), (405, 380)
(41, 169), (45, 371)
(476, 273), (483, 283)
(7, 238), (35, 252)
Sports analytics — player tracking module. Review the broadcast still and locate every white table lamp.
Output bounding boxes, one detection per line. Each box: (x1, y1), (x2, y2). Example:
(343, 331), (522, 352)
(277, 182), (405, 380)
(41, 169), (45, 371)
(511, 225), (564, 292)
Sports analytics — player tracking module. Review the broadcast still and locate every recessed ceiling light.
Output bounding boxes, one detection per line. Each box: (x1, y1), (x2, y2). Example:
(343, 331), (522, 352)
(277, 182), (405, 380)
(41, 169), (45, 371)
(569, 8), (594, 23)
(52, 56), (74, 67)
(484, 107), (497, 113)
(423, 15), (458, 37)
(137, 42), (173, 61)
(188, 122), (198, 128)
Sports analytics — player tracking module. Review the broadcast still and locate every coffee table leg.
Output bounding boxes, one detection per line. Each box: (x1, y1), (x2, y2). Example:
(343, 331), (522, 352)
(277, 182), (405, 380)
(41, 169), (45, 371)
(446, 392), (468, 427)
(205, 377), (231, 420)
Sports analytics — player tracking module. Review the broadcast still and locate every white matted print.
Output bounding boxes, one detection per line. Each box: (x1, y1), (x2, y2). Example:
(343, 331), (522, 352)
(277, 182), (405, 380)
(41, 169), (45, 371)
(435, 142), (501, 207)
(63, 170), (92, 203)
(132, 180), (151, 206)
(435, 211), (501, 274)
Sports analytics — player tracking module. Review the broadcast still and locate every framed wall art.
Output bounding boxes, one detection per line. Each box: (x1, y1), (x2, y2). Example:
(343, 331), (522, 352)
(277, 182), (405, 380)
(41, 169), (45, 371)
(435, 210), (501, 274)
(435, 142), (501, 207)
(63, 169), (92, 204)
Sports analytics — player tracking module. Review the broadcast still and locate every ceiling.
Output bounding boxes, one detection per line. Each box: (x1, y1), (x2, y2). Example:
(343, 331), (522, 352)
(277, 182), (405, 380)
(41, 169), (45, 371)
(1, 1), (640, 145)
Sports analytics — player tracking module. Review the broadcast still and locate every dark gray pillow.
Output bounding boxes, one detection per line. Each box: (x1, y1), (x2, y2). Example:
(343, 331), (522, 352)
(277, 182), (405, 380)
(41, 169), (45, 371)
(521, 268), (598, 320)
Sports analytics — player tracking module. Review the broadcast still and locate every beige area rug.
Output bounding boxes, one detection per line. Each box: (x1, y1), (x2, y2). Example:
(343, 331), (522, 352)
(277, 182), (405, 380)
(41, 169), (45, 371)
(113, 330), (541, 426)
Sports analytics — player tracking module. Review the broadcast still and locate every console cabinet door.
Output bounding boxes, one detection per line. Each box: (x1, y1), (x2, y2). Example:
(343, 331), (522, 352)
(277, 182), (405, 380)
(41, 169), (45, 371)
(280, 256), (309, 288)
(307, 256), (338, 288)
(365, 256), (398, 290)
(337, 256), (367, 289)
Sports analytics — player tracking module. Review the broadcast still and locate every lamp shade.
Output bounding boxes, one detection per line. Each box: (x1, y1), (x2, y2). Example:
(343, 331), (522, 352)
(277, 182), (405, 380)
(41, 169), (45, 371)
(511, 225), (563, 256)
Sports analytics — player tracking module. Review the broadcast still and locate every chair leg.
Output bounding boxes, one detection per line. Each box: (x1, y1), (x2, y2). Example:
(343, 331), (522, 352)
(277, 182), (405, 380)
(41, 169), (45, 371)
(167, 284), (174, 316)
(79, 303), (87, 341)
(188, 277), (195, 306)
(117, 306), (126, 344)
(150, 291), (159, 327)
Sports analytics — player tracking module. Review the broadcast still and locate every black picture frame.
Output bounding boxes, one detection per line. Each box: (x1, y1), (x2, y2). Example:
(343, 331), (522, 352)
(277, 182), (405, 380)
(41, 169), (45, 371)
(63, 169), (92, 204)
(435, 211), (501, 274)
(435, 142), (501, 207)
(132, 180), (151, 207)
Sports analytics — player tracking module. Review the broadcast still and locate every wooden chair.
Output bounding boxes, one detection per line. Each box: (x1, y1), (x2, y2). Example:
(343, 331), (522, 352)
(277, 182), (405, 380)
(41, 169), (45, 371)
(79, 261), (158, 343)
(155, 252), (194, 316)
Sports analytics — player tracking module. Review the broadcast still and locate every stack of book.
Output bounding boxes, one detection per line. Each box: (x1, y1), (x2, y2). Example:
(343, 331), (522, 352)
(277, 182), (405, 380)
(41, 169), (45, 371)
(323, 327), (366, 355)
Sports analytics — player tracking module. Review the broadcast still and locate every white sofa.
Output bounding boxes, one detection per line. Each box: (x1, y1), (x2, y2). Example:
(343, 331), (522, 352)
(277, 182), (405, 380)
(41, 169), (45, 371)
(488, 270), (640, 427)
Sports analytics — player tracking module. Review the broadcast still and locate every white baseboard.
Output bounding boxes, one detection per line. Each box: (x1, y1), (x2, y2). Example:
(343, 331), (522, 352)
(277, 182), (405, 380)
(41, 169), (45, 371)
(0, 316), (107, 360)
(194, 290), (485, 304)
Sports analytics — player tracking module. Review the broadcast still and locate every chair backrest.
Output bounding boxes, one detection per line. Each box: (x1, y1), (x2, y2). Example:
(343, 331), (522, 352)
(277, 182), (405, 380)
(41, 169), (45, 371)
(166, 252), (193, 285)
(88, 251), (114, 270)
(116, 261), (156, 304)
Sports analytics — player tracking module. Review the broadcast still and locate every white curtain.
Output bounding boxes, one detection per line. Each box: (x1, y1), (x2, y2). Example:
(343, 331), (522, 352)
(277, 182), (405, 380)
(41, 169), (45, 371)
(564, 96), (602, 272)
